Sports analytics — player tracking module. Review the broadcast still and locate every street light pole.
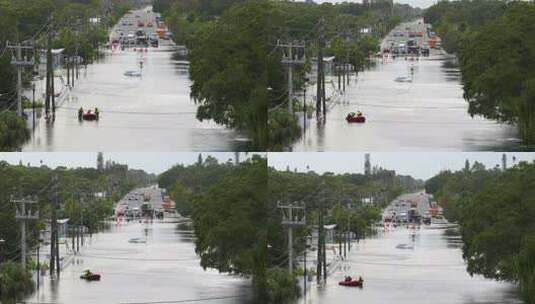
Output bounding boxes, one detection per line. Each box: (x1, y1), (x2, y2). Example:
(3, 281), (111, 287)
(37, 237), (42, 290)
(32, 83), (36, 130)
(303, 77), (309, 133)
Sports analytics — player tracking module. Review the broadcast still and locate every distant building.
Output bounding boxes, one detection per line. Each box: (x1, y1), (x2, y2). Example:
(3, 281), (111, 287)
(364, 153), (371, 175)
(97, 152), (104, 171)
(311, 224), (338, 244)
(309, 56), (337, 77)
(38, 48), (64, 74)
(42, 218), (70, 241)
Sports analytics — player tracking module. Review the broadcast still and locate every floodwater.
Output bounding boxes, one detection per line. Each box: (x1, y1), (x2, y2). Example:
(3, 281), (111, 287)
(27, 222), (253, 304)
(303, 193), (522, 304)
(23, 8), (247, 152)
(292, 22), (523, 151)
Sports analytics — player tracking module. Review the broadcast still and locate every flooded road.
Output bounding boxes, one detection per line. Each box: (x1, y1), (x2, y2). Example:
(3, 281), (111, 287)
(28, 222), (253, 304)
(293, 21), (522, 151)
(303, 192), (521, 304)
(23, 8), (246, 152)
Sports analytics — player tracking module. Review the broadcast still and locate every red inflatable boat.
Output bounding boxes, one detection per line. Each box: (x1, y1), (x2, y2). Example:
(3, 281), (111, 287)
(339, 278), (364, 287)
(346, 113), (366, 123)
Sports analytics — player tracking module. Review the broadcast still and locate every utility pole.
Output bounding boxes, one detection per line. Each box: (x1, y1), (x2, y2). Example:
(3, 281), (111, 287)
(337, 63), (341, 91)
(32, 83), (36, 130)
(45, 33), (52, 118)
(7, 41), (35, 116)
(303, 236), (307, 298)
(51, 54), (56, 117)
(279, 40), (306, 113)
(316, 19), (325, 121)
(12, 195), (39, 269)
(303, 77), (309, 132)
(316, 208), (322, 284)
(49, 175), (60, 278)
(66, 55), (70, 87)
(316, 191), (327, 284)
(278, 201), (305, 273)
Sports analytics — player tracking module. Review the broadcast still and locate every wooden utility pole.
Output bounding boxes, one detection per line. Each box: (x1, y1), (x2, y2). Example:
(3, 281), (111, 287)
(49, 175), (60, 278)
(45, 33), (52, 118)
(66, 55), (71, 87)
(337, 63), (341, 91)
(316, 208), (322, 283)
(316, 189), (328, 284)
(316, 19), (325, 121)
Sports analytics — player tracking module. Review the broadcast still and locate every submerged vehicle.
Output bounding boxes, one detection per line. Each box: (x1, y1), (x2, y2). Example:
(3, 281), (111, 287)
(124, 70), (142, 77)
(346, 112), (366, 123)
(80, 270), (101, 281)
(395, 76), (412, 83)
(129, 237), (147, 244)
(339, 276), (364, 287)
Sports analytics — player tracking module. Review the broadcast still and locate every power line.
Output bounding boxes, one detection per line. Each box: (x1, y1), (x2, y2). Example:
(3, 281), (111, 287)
(119, 294), (249, 304)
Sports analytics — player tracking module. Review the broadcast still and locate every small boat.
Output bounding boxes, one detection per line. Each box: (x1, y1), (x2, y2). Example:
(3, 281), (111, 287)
(82, 112), (99, 121)
(129, 237), (147, 244)
(396, 243), (414, 250)
(346, 112), (366, 123)
(395, 76), (412, 83)
(339, 277), (364, 287)
(80, 271), (101, 281)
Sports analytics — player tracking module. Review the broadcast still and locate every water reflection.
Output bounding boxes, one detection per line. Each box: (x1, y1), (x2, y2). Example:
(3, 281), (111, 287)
(292, 53), (524, 151)
(24, 46), (249, 151)
(303, 227), (521, 304)
(27, 222), (253, 304)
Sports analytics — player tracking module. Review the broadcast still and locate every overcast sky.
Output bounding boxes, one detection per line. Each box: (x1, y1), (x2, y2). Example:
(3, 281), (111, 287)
(0, 153), (265, 174)
(268, 152), (535, 180)
(314, 0), (437, 9)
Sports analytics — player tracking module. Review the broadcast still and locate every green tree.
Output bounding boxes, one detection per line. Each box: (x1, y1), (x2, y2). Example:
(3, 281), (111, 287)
(0, 261), (35, 303)
(0, 111), (30, 151)
(426, 160), (535, 303)
(188, 1), (280, 149)
(191, 156), (273, 297)
(459, 2), (535, 144)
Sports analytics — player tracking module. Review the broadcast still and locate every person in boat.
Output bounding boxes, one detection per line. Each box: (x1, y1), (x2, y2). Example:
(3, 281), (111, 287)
(356, 111), (363, 117)
(345, 276), (352, 282)
(358, 276), (363, 283)
(78, 107), (83, 120)
(347, 112), (356, 120)
(86, 109), (92, 115)
(83, 269), (93, 277)
(95, 107), (100, 119)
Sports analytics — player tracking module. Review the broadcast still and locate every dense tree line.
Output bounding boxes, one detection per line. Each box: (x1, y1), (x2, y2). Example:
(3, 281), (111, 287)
(270, 167), (422, 240)
(157, 154), (237, 217)
(424, 0), (506, 54)
(424, 0), (535, 146)
(425, 160), (535, 303)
